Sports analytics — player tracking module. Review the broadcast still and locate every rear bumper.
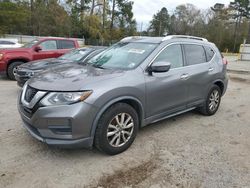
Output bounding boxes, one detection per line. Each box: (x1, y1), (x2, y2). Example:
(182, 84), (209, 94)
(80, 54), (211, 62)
(222, 75), (229, 96)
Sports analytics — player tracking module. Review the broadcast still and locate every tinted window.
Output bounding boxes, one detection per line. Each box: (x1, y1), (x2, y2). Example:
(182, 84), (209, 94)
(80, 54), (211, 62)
(204, 46), (215, 62)
(57, 40), (75, 49)
(40, 40), (57, 50)
(184, 44), (206, 65)
(0, 41), (15, 45)
(58, 48), (92, 61)
(154, 44), (183, 69)
(23, 40), (38, 48)
(80, 49), (104, 63)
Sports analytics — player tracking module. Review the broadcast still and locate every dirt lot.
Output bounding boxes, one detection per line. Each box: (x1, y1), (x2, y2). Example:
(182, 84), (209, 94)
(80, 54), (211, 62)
(0, 64), (250, 188)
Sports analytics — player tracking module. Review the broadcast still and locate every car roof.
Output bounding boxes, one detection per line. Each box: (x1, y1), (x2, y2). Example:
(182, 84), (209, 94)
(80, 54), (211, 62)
(121, 36), (164, 44)
(120, 35), (209, 45)
(39, 37), (78, 41)
(79, 46), (107, 51)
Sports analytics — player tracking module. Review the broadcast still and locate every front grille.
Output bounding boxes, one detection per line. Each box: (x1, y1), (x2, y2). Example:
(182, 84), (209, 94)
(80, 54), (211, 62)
(25, 86), (38, 102)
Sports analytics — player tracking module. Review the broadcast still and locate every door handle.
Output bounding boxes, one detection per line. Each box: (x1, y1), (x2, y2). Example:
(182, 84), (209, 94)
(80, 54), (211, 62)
(180, 74), (189, 80)
(208, 67), (214, 72)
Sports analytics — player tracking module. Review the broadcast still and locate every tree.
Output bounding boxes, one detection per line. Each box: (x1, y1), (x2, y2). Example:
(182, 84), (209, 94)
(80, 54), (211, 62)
(0, 1), (29, 35)
(170, 4), (202, 35)
(116, 0), (136, 35)
(30, 0), (71, 36)
(148, 7), (170, 36)
(110, 0), (116, 31)
(229, 0), (250, 43)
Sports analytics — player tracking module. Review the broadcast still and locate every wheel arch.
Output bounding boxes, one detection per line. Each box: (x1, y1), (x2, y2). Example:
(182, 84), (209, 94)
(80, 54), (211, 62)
(90, 96), (145, 139)
(213, 80), (224, 95)
(7, 58), (29, 70)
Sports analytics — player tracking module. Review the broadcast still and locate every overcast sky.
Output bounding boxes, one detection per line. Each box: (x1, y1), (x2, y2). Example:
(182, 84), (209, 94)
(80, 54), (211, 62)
(133, 0), (231, 30)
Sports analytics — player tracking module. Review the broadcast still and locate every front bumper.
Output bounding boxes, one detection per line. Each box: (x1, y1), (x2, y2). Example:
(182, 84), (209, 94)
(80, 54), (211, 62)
(15, 74), (30, 87)
(18, 94), (98, 148)
(22, 120), (93, 148)
(0, 60), (7, 72)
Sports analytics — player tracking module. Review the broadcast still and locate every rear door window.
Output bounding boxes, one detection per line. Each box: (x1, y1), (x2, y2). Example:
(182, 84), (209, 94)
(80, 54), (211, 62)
(57, 40), (75, 49)
(154, 44), (183, 69)
(183, 44), (206, 65)
(39, 40), (57, 50)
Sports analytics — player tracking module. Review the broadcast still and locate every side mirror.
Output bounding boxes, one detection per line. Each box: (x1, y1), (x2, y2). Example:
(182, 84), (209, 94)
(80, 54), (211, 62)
(148, 61), (171, 73)
(34, 46), (42, 52)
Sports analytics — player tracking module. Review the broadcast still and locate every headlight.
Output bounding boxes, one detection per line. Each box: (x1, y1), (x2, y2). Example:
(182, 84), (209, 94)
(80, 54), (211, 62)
(0, 53), (3, 60)
(26, 71), (35, 77)
(40, 91), (92, 106)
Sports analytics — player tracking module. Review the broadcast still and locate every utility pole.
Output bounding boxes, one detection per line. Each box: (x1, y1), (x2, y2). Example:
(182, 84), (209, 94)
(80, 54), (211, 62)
(140, 22), (143, 36)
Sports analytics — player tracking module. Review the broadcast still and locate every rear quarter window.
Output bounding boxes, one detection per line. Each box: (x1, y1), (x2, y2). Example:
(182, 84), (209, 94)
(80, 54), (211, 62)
(57, 40), (75, 49)
(204, 46), (215, 62)
(183, 44), (206, 65)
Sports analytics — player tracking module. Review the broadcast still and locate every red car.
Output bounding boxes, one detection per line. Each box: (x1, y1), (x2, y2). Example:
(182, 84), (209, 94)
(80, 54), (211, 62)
(0, 37), (79, 80)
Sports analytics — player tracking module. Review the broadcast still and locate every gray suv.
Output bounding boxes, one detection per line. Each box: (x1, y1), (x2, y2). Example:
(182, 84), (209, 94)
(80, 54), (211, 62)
(18, 35), (228, 155)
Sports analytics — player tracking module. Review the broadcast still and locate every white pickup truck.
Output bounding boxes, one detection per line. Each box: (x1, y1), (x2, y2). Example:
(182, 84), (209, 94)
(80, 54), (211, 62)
(0, 38), (22, 49)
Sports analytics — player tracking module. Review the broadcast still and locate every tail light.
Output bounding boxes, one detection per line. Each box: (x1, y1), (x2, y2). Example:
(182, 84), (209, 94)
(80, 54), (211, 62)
(223, 58), (228, 65)
(221, 53), (228, 65)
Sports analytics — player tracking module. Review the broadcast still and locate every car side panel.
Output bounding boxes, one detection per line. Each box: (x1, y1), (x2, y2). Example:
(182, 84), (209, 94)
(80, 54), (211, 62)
(144, 68), (188, 118)
(184, 62), (217, 107)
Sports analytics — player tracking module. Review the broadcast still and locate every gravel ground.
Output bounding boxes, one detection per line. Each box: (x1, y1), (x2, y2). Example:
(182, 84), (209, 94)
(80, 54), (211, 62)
(0, 68), (250, 188)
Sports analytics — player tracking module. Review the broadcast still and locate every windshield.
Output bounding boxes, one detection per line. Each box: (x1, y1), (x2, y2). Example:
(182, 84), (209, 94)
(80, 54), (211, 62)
(58, 49), (92, 61)
(22, 40), (39, 48)
(87, 42), (157, 69)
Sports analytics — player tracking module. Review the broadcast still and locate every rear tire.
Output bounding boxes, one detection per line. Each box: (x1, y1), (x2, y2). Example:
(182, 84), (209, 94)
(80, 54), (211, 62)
(7, 61), (24, 80)
(94, 103), (139, 155)
(198, 85), (221, 116)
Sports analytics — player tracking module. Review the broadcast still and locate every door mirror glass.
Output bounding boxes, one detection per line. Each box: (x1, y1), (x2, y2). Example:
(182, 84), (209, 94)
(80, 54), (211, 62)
(34, 46), (42, 52)
(149, 61), (171, 73)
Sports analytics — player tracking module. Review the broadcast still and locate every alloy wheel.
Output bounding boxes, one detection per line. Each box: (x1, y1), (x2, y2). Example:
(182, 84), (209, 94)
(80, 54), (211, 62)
(107, 113), (134, 147)
(209, 90), (220, 112)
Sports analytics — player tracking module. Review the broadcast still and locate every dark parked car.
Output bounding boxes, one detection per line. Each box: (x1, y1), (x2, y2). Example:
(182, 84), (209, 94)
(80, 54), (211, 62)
(18, 35), (228, 155)
(0, 37), (79, 80)
(14, 46), (106, 86)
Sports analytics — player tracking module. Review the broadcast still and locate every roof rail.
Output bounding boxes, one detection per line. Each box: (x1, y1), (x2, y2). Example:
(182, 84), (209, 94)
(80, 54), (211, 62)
(162, 35), (208, 42)
(120, 36), (151, 42)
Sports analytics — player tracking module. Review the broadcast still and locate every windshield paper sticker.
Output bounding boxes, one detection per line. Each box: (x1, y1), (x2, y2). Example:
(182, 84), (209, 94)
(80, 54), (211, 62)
(128, 49), (145, 54)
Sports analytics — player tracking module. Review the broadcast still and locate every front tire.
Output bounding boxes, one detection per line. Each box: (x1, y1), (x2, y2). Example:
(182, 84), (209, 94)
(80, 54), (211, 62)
(94, 103), (139, 155)
(199, 85), (221, 116)
(7, 61), (24, 80)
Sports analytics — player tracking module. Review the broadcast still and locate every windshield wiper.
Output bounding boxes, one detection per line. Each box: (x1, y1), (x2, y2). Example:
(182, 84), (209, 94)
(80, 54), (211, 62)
(92, 64), (105, 69)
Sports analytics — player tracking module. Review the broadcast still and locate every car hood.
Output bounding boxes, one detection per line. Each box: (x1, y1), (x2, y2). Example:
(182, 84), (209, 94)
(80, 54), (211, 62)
(28, 64), (125, 91)
(0, 47), (30, 53)
(18, 58), (72, 70)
